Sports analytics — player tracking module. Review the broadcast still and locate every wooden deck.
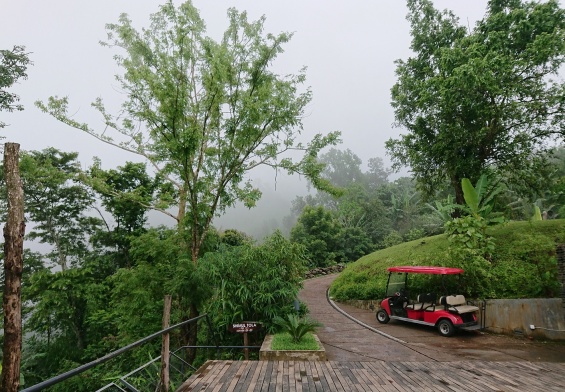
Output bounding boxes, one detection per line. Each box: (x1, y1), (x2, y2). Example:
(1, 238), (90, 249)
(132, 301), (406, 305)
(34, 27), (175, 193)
(177, 360), (565, 391)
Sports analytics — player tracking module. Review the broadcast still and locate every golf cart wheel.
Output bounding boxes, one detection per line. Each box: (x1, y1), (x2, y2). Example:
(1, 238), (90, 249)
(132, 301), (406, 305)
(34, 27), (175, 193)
(437, 319), (455, 337)
(376, 309), (390, 324)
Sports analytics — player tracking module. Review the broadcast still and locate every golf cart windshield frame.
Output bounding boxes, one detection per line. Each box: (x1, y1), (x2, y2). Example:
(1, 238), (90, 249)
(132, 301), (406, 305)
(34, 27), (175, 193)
(384, 266), (465, 297)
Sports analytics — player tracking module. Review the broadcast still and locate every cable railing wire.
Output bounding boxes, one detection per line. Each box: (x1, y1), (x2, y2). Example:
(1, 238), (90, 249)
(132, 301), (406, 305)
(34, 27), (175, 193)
(21, 314), (210, 392)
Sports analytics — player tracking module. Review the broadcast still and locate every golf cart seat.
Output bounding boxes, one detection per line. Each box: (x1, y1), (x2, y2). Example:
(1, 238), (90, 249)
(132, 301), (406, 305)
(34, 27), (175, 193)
(440, 295), (479, 314)
(405, 293), (437, 311)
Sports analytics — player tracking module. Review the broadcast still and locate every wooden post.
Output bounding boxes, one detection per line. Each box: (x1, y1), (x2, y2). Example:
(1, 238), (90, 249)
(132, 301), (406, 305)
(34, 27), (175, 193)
(1, 143), (25, 392)
(160, 295), (172, 392)
(243, 332), (249, 360)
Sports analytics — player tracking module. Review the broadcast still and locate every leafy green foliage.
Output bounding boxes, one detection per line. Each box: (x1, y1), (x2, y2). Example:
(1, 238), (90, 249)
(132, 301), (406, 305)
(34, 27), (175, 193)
(36, 0), (340, 263)
(272, 314), (322, 344)
(387, 0), (565, 203)
(443, 175), (507, 294)
(445, 216), (495, 256)
(0, 45), (31, 128)
(460, 175), (505, 222)
(290, 206), (343, 267)
(318, 148), (365, 188)
(16, 149), (102, 270)
(89, 161), (154, 231)
(376, 177), (426, 239)
(330, 220), (564, 301)
(199, 231), (307, 344)
(382, 231), (404, 249)
(110, 227), (214, 340)
(22, 265), (114, 388)
(220, 229), (253, 247)
(88, 161), (158, 270)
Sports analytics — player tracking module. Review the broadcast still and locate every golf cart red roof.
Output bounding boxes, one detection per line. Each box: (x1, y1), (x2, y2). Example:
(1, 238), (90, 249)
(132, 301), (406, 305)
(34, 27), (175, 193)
(387, 266), (464, 275)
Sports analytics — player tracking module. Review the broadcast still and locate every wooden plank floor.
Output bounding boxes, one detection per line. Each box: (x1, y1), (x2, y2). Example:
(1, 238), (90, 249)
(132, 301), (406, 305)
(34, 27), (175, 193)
(177, 360), (565, 392)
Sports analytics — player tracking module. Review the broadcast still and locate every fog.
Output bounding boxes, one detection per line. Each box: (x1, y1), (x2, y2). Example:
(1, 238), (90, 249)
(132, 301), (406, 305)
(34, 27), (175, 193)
(1, 0), (491, 239)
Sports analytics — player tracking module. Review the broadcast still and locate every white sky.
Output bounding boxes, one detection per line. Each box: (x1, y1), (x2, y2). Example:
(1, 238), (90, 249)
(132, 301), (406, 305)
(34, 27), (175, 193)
(1, 0), (492, 237)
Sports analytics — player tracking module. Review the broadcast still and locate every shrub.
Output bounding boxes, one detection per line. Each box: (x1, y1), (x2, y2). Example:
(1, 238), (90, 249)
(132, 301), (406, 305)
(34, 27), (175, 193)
(290, 206), (342, 267)
(272, 313), (322, 343)
(199, 231), (308, 345)
(382, 230), (403, 248)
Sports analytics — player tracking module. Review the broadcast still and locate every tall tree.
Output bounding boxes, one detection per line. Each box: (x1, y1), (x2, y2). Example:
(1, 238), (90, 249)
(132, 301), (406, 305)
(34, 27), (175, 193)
(37, 2), (339, 360)
(0, 46), (31, 129)
(387, 0), (565, 204)
(365, 157), (391, 190)
(318, 148), (365, 188)
(19, 148), (101, 270)
(37, 1), (339, 265)
(290, 205), (343, 267)
(88, 161), (155, 269)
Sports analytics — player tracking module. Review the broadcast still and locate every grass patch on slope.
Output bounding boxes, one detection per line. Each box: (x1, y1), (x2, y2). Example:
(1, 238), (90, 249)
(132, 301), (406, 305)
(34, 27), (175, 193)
(330, 220), (565, 301)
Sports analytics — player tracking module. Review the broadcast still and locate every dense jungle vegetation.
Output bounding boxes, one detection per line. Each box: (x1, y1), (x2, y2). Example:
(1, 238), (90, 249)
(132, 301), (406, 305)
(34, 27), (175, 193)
(3, 0), (565, 390)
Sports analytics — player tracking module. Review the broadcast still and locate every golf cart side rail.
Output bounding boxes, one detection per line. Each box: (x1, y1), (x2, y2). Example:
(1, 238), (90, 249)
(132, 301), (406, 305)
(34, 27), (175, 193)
(387, 266), (464, 275)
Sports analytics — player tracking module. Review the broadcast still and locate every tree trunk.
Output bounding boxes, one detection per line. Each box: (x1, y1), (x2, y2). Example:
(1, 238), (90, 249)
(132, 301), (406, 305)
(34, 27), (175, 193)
(1, 143), (25, 392)
(160, 295), (172, 392)
(451, 176), (464, 218)
(186, 302), (199, 364)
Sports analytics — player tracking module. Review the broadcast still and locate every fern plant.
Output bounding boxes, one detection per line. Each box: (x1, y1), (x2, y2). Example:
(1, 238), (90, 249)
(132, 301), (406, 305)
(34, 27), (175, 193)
(272, 314), (322, 343)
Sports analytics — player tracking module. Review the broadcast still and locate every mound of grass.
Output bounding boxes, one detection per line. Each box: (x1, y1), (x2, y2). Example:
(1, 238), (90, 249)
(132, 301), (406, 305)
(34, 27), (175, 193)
(271, 332), (319, 350)
(330, 220), (565, 301)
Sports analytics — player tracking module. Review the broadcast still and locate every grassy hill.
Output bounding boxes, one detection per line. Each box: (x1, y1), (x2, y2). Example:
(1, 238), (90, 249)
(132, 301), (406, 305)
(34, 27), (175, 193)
(330, 220), (565, 301)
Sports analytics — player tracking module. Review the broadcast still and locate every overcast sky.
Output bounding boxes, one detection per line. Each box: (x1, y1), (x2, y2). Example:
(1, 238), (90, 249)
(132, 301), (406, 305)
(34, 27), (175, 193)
(1, 0), (493, 237)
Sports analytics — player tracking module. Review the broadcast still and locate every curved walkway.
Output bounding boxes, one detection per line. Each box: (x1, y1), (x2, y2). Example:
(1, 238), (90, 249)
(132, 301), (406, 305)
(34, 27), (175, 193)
(179, 273), (565, 391)
(299, 274), (565, 363)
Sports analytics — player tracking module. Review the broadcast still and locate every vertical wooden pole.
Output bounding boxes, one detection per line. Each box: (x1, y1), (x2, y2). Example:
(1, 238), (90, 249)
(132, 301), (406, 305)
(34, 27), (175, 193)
(160, 295), (172, 392)
(243, 332), (249, 360)
(1, 143), (25, 392)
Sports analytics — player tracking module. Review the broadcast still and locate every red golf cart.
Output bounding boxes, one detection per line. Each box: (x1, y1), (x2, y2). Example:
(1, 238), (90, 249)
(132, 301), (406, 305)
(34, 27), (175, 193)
(376, 266), (481, 337)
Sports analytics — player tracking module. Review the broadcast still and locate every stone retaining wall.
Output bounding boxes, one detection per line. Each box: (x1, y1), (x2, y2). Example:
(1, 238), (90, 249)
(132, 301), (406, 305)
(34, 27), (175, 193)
(484, 298), (565, 340)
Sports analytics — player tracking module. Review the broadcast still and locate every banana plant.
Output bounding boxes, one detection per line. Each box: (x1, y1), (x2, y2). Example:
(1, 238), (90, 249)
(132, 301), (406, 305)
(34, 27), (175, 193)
(426, 195), (456, 223)
(461, 174), (505, 225)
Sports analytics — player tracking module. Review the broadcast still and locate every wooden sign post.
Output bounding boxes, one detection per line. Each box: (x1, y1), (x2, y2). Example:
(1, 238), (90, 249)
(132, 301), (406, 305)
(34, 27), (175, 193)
(228, 322), (262, 360)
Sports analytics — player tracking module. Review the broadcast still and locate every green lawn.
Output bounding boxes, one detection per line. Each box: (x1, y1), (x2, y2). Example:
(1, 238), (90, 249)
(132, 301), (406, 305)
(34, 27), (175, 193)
(330, 220), (565, 301)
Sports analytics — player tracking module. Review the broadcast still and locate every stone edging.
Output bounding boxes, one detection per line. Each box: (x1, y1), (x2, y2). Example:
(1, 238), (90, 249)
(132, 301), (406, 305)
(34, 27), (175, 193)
(305, 265), (345, 279)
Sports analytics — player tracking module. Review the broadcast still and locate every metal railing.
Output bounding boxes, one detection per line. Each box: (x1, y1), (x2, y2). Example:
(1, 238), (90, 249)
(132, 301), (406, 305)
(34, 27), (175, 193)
(22, 314), (263, 392)
(94, 344), (262, 392)
(21, 314), (210, 392)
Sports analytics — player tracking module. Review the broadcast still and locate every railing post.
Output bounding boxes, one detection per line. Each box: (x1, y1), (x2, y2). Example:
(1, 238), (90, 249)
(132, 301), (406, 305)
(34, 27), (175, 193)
(160, 295), (172, 392)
